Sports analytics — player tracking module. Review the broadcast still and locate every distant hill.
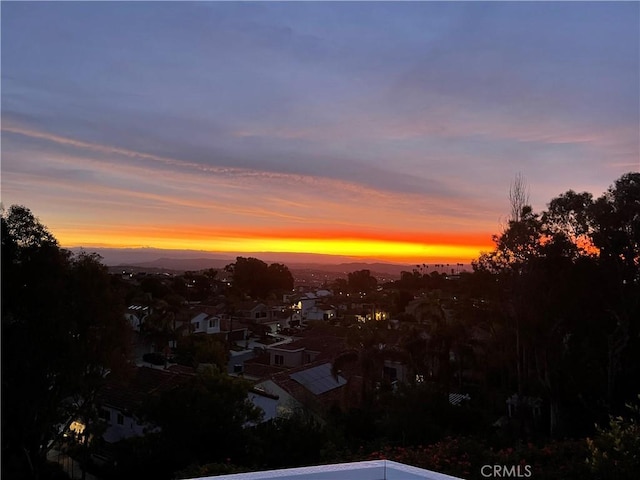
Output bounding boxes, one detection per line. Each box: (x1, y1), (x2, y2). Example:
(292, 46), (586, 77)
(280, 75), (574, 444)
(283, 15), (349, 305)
(68, 247), (403, 268)
(69, 247), (469, 278)
(68, 247), (236, 267)
(122, 257), (232, 271)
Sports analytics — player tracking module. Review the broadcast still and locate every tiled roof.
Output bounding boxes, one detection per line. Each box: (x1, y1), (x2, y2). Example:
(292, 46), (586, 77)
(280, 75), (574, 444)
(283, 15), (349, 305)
(191, 312), (209, 323)
(167, 364), (197, 375)
(97, 366), (194, 414)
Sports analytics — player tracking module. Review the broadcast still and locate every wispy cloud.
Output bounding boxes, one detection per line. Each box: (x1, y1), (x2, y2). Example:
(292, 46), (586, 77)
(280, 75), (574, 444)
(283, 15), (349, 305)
(2, 2), (637, 262)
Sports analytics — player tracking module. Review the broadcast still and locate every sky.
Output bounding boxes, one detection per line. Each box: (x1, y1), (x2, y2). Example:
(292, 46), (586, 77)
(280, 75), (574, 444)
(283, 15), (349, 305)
(2, 1), (639, 265)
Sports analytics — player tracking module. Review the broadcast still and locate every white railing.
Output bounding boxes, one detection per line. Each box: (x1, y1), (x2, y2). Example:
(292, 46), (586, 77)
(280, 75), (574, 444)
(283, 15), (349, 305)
(190, 460), (464, 480)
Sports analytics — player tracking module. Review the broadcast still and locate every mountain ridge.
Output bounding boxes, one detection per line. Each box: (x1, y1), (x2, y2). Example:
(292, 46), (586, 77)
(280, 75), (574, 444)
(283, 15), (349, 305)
(69, 247), (469, 277)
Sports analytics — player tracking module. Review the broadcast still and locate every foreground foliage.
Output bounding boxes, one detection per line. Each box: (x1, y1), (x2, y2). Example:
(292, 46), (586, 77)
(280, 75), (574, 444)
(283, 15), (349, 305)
(2, 206), (130, 479)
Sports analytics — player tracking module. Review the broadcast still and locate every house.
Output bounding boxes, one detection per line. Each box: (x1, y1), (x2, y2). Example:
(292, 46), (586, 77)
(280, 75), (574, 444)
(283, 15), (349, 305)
(267, 336), (345, 368)
(305, 303), (337, 321)
(124, 304), (150, 332)
(95, 365), (194, 443)
(242, 350), (288, 381)
(236, 302), (273, 322)
(290, 293), (319, 319)
(191, 312), (221, 335)
(220, 317), (249, 343)
(252, 361), (349, 419)
(287, 311), (303, 328)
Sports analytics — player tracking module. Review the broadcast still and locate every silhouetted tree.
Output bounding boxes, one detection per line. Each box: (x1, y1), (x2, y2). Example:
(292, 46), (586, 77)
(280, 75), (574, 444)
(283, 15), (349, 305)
(112, 367), (261, 478)
(224, 257), (293, 299)
(2, 205), (130, 479)
(268, 262), (295, 293)
(347, 269), (377, 294)
(472, 173), (640, 437)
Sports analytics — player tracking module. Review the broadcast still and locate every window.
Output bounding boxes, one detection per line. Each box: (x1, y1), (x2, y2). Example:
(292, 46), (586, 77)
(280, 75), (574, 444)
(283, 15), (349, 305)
(117, 413), (124, 425)
(274, 354), (284, 366)
(209, 319), (216, 328)
(100, 409), (111, 422)
(194, 322), (200, 330)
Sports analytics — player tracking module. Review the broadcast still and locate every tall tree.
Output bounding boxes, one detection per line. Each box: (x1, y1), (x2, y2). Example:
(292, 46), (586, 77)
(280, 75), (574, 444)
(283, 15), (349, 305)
(590, 173), (640, 408)
(509, 172), (530, 223)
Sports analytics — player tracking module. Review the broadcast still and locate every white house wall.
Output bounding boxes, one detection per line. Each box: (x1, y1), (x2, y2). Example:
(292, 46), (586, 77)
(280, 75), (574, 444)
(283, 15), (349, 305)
(100, 406), (147, 443)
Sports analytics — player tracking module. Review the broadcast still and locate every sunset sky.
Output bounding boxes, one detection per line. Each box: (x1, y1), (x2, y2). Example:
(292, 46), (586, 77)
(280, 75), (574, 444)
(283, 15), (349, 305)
(2, 2), (638, 265)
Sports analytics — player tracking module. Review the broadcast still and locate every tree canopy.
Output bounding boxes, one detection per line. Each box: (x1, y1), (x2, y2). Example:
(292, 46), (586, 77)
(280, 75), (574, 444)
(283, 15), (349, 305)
(472, 172), (640, 436)
(224, 256), (293, 299)
(110, 367), (261, 478)
(347, 269), (378, 294)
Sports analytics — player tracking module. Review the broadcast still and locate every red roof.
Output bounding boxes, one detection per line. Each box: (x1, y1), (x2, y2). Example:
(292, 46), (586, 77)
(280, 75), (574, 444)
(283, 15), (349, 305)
(264, 360), (357, 411)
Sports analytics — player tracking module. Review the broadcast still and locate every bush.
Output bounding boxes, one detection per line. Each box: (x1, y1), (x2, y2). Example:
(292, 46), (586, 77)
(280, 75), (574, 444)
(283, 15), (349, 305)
(366, 436), (591, 480)
(586, 396), (640, 480)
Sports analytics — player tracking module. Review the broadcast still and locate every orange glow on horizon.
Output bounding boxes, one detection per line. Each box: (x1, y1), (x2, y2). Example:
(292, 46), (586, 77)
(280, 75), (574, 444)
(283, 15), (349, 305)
(55, 225), (494, 264)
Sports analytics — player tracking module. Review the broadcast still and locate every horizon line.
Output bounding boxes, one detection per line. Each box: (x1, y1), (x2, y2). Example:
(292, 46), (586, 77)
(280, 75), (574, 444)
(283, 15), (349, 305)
(64, 245), (478, 267)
